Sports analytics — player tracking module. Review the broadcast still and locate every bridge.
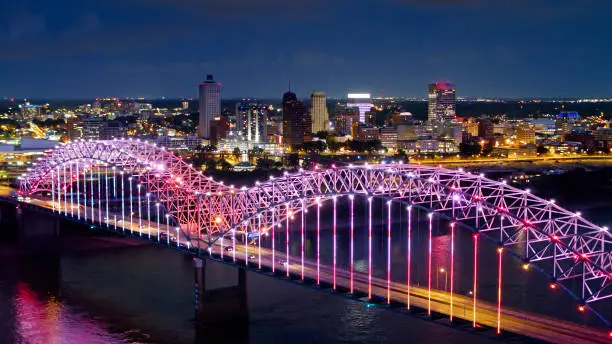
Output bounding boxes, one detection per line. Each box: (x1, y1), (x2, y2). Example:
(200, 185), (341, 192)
(8, 138), (612, 343)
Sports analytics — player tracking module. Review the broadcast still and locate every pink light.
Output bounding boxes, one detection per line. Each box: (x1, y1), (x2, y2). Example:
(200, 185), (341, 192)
(497, 247), (503, 335)
(333, 197), (337, 290)
(245, 223), (249, 267)
(407, 206), (412, 309)
(368, 197), (373, 299)
(301, 200), (305, 280)
(317, 199), (321, 285)
(387, 200), (392, 304)
(450, 222), (455, 322)
(350, 195), (355, 294)
(272, 209), (275, 273)
(258, 215), (262, 269)
(286, 204), (290, 277)
(473, 233), (478, 328)
(428, 213), (433, 315)
(232, 226), (236, 262)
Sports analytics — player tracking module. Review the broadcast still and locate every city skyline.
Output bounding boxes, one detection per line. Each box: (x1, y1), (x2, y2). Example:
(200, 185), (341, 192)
(1, 1), (612, 99)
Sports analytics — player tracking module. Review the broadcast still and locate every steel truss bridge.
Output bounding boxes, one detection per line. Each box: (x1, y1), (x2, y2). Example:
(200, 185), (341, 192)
(17, 139), (612, 341)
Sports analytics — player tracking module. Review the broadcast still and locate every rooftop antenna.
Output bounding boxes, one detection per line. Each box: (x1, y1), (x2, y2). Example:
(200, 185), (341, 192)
(288, 79), (292, 92)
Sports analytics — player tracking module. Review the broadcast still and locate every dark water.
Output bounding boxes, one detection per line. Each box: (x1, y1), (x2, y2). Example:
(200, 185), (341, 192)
(1, 240), (500, 344)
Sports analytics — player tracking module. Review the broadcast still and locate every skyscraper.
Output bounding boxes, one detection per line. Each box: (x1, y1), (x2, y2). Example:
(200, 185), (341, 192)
(347, 93), (372, 123)
(427, 82), (456, 123)
(235, 99), (268, 143)
(282, 90), (311, 147)
(198, 75), (221, 139)
(310, 92), (329, 133)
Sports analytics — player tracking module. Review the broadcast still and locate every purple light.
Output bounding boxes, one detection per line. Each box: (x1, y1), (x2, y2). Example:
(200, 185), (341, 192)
(428, 212), (433, 315)
(368, 196), (373, 299)
(333, 196), (337, 290)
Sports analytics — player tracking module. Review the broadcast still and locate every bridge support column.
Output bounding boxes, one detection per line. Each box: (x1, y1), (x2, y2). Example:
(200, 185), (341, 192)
(193, 257), (248, 343)
(17, 206), (60, 249)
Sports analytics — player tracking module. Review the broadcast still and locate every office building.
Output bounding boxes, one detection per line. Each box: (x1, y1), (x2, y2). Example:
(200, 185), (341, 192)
(210, 116), (229, 146)
(310, 92), (329, 133)
(235, 100), (268, 143)
(380, 127), (398, 150)
(198, 74), (221, 139)
(333, 110), (359, 136)
(282, 90), (311, 147)
(82, 117), (104, 140)
(428, 82), (456, 123)
(516, 123), (536, 145)
(347, 93), (372, 123)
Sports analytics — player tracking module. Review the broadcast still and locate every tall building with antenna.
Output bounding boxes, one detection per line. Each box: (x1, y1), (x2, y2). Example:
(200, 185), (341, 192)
(282, 85), (311, 147)
(198, 74), (221, 139)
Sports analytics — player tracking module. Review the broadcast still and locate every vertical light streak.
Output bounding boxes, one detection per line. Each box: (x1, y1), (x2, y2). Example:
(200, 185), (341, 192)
(301, 200), (305, 280)
(387, 200), (392, 304)
(76, 162), (80, 220)
(63, 164), (67, 216)
(97, 165), (101, 225)
(317, 198), (321, 285)
(165, 214), (170, 245)
(232, 225), (236, 263)
(146, 193), (151, 239)
(69, 163), (73, 217)
(407, 206), (412, 309)
(286, 203), (290, 277)
(120, 172), (125, 232)
(428, 212), (433, 315)
(63, 164), (68, 216)
(112, 167), (117, 230)
(368, 197), (373, 299)
(51, 171), (55, 213)
(450, 222), (455, 322)
(137, 184), (142, 236)
(83, 166), (87, 221)
(333, 196), (337, 289)
(258, 214), (262, 269)
(129, 177), (133, 234)
(497, 247), (503, 335)
(272, 207), (275, 273)
(105, 165), (109, 227)
(56, 166), (61, 214)
(245, 222), (249, 267)
(90, 167), (94, 222)
(349, 195), (355, 294)
(473, 233), (478, 328)
(156, 203), (160, 241)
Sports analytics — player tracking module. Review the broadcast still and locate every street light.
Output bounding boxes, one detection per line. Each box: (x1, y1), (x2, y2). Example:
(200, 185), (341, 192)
(438, 267), (448, 291)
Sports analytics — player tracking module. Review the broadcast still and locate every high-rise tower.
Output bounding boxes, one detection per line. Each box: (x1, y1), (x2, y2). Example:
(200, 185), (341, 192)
(427, 82), (456, 123)
(282, 90), (311, 147)
(235, 99), (268, 143)
(198, 74), (221, 139)
(310, 91), (329, 133)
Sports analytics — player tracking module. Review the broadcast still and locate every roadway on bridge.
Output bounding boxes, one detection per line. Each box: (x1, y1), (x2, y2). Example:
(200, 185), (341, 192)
(7, 191), (612, 344)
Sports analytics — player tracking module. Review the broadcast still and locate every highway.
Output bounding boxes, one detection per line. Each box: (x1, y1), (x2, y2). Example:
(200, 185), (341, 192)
(3, 189), (611, 344)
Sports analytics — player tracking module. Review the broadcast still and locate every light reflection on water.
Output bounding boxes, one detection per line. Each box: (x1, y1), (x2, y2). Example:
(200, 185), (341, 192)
(0, 242), (499, 344)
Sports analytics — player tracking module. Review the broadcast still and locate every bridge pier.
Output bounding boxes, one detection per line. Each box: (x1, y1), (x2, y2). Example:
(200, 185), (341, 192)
(17, 206), (60, 249)
(193, 257), (249, 343)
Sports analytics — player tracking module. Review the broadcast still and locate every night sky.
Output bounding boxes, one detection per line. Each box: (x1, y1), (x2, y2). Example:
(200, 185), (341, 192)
(1, 0), (611, 99)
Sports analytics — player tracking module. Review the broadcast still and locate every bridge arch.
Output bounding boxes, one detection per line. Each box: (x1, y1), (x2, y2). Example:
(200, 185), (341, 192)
(19, 139), (228, 238)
